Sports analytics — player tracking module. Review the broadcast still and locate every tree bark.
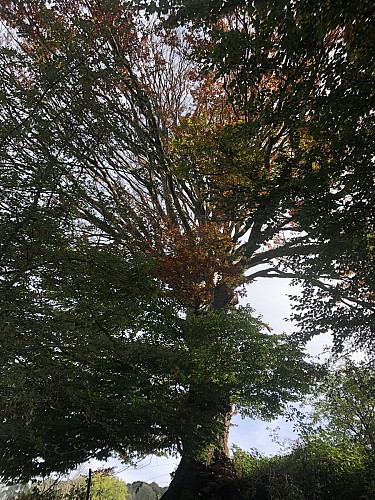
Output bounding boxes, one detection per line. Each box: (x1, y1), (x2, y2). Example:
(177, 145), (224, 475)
(161, 414), (239, 500)
(161, 451), (238, 500)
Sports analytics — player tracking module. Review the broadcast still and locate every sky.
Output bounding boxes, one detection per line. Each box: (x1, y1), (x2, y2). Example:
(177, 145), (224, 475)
(84, 277), (332, 487)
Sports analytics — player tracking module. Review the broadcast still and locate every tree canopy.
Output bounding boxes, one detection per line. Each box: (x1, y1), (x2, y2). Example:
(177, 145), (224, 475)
(158, 0), (375, 350)
(0, 0), (374, 497)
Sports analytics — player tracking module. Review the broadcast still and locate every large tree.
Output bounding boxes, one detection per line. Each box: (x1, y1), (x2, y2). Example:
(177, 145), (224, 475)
(0, 0), (373, 498)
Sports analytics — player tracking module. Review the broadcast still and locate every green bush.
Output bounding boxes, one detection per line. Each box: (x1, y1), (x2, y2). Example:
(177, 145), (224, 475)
(233, 441), (374, 500)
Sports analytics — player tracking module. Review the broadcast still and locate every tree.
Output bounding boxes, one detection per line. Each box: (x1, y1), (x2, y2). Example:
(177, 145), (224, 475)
(0, 0), (373, 498)
(90, 470), (128, 500)
(305, 360), (375, 452)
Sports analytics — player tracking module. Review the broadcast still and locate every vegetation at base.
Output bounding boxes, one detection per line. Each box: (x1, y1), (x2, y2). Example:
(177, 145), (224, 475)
(233, 441), (374, 500)
(233, 359), (375, 499)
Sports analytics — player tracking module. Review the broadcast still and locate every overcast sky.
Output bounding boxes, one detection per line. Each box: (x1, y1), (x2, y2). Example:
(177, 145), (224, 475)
(83, 277), (332, 487)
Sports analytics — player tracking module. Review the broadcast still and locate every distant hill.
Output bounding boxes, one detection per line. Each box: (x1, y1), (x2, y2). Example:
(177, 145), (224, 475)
(127, 481), (168, 500)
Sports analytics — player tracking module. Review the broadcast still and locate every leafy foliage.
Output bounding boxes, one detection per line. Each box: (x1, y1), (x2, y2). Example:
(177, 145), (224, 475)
(90, 470), (128, 500)
(304, 360), (375, 451)
(157, 0), (375, 352)
(0, 263), (314, 481)
(233, 441), (374, 500)
(0, 0), (373, 349)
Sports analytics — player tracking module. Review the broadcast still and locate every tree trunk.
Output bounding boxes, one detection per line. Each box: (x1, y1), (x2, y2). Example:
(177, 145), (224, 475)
(161, 415), (239, 500)
(161, 452), (239, 500)
(161, 284), (240, 499)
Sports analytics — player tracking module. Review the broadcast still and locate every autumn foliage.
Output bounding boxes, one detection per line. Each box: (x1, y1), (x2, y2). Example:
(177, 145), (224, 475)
(156, 221), (245, 309)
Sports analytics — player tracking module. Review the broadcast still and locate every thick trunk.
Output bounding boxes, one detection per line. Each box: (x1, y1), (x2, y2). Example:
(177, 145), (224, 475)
(160, 450), (239, 500)
(161, 414), (239, 500)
